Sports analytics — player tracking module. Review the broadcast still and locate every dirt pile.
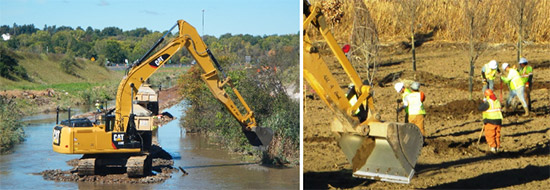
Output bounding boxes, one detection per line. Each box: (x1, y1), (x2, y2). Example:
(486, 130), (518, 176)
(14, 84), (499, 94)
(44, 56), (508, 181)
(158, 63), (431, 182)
(38, 145), (179, 184)
(429, 99), (482, 120)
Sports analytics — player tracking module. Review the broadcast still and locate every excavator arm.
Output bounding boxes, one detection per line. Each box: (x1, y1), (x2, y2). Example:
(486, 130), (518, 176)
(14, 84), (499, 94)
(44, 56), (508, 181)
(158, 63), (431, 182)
(115, 20), (272, 146)
(304, 2), (423, 184)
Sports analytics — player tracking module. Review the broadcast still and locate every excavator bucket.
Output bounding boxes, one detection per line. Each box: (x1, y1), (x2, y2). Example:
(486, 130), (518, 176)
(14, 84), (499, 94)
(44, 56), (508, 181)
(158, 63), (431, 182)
(242, 126), (273, 147)
(337, 122), (423, 184)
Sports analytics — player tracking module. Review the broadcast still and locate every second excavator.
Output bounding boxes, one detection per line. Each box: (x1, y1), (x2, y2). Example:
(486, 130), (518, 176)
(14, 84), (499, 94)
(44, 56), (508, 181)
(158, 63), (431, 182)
(303, 2), (423, 184)
(52, 20), (273, 177)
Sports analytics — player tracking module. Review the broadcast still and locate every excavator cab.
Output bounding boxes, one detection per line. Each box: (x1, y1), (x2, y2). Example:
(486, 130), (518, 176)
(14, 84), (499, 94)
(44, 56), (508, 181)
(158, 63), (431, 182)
(304, 1), (423, 183)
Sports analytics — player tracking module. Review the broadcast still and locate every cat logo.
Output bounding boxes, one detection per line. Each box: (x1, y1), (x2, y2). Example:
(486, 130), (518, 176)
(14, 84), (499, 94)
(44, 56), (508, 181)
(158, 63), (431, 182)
(113, 133), (124, 142)
(149, 54), (170, 68)
(53, 127), (62, 145)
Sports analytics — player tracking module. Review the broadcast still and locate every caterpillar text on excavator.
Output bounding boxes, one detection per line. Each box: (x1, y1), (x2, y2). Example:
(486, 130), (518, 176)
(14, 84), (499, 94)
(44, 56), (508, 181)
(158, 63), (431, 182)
(303, 2), (423, 184)
(52, 20), (273, 177)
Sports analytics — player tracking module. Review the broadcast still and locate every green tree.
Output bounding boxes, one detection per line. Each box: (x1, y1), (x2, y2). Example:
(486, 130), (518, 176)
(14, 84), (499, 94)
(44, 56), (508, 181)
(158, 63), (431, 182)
(94, 39), (126, 63)
(101, 26), (123, 36)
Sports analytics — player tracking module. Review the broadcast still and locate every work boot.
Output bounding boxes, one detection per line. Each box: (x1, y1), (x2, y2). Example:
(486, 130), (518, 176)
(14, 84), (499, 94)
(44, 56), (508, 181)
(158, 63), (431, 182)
(522, 107), (530, 117)
(490, 147), (497, 153)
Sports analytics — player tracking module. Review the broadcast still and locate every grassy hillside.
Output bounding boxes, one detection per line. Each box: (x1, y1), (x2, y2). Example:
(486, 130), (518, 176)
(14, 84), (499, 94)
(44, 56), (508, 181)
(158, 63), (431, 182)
(0, 51), (122, 90)
(0, 50), (187, 114)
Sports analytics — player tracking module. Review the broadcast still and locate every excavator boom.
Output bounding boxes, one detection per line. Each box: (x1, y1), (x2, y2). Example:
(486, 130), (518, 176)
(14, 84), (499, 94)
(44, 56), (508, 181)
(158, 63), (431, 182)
(304, 2), (423, 183)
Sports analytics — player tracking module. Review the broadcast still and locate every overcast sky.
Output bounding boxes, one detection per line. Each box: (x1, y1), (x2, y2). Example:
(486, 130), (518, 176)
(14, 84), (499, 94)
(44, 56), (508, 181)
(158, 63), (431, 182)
(0, 0), (299, 37)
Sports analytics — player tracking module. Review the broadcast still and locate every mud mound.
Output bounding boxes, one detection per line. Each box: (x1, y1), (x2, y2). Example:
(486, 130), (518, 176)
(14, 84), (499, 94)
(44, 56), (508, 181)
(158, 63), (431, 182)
(424, 138), (484, 156)
(39, 159), (176, 184)
(39, 145), (178, 184)
(428, 99), (482, 119)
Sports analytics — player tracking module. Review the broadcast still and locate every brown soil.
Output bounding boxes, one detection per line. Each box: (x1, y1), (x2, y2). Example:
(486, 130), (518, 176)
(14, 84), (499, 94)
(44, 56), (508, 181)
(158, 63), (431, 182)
(158, 85), (182, 110)
(303, 42), (550, 189)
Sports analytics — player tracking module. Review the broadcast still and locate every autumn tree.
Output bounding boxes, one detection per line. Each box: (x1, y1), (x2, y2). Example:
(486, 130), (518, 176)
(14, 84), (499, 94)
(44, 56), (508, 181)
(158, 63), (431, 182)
(508, 0), (537, 62)
(396, 0), (423, 72)
(350, 0), (379, 85)
(464, 0), (490, 99)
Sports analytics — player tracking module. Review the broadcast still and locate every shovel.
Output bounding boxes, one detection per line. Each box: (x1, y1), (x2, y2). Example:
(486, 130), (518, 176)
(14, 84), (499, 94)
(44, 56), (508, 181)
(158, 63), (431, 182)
(396, 99), (401, 122)
(476, 124), (485, 145)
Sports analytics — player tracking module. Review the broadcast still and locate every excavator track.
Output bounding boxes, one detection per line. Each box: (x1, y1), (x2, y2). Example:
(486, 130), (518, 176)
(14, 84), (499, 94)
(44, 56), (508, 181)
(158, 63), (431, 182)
(77, 158), (96, 176)
(127, 155), (152, 177)
(77, 154), (152, 177)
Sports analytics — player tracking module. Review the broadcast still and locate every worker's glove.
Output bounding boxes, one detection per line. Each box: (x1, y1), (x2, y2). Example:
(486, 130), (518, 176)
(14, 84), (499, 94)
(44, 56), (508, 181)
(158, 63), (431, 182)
(482, 78), (487, 83)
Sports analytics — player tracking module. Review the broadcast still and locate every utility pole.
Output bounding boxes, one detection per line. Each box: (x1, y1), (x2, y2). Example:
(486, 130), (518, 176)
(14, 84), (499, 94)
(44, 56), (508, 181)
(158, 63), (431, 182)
(202, 9), (205, 36)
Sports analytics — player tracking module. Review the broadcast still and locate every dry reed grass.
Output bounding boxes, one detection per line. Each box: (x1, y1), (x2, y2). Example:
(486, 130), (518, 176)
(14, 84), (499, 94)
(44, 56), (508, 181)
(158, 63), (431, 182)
(310, 0), (550, 44)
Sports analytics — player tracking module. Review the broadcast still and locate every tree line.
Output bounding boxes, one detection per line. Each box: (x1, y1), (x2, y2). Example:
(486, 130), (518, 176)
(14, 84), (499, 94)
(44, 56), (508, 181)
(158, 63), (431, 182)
(1, 23), (298, 69)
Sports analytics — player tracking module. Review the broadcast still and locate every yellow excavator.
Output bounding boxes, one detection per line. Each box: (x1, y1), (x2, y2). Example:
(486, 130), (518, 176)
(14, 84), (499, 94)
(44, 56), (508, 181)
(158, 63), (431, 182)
(304, 2), (423, 184)
(52, 20), (273, 177)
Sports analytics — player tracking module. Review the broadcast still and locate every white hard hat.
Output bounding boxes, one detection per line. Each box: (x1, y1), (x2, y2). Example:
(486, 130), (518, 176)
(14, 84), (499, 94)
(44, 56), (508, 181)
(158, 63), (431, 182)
(519, 57), (528, 64)
(394, 82), (404, 93)
(411, 82), (420, 91)
(488, 60), (498, 69)
(501, 63), (509, 70)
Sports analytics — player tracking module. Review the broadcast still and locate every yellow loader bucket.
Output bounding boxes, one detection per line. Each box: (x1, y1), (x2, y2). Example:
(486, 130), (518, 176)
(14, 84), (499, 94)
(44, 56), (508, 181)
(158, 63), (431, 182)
(337, 122), (423, 184)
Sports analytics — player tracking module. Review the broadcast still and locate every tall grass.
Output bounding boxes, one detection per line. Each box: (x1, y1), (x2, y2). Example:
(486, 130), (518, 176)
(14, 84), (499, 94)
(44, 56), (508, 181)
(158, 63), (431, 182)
(312, 0), (550, 44)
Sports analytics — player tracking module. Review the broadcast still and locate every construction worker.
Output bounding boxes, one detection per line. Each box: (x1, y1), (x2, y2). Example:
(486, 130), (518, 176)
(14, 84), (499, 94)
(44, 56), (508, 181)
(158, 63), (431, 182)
(518, 58), (533, 111)
(401, 82), (426, 137)
(481, 60), (500, 92)
(501, 63), (529, 116)
(95, 100), (102, 113)
(346, 83), (367, 122)
(394, 82), (412, 123)
(478, 89), (503, 153)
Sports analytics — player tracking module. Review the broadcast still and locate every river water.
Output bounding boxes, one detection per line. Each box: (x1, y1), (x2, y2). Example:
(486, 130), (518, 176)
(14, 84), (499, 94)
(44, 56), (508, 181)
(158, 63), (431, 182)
(0, 101), (299, 189)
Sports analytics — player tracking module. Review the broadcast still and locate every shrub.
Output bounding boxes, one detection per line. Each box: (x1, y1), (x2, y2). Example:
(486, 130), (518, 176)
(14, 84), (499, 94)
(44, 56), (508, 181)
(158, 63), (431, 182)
(0, 96), (25, 154)
(60, 54), (77, 75)
(178, 65), (299, 165)
(0, 47), (29, 80)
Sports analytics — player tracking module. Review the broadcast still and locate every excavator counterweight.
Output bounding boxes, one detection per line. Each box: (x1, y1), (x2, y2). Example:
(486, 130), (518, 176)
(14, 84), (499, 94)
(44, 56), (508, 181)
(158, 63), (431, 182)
(304, 1), (423, 184)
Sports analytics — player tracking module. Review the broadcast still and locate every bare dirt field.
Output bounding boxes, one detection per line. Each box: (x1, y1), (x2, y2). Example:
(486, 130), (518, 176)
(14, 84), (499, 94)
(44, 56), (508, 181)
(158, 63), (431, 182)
(303, 42), (550, 189)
